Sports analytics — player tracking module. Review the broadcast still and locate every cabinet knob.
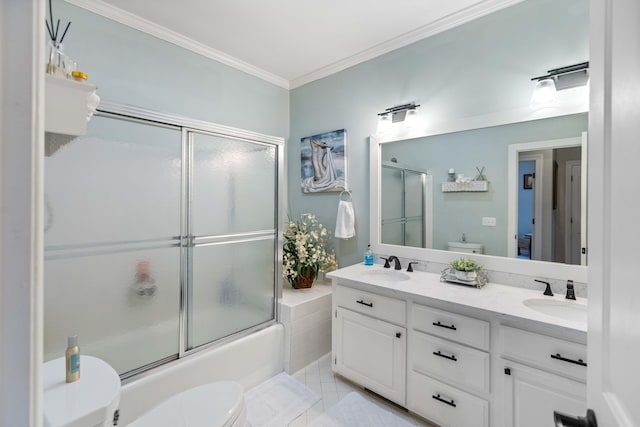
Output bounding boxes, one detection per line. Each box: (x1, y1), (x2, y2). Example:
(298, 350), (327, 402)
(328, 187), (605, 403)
(396, 332), (402, 338)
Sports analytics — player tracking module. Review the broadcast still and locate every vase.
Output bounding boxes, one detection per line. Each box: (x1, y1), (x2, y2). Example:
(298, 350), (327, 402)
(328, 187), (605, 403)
(290, 271), (315, 289)
(454, 270), (477, 281)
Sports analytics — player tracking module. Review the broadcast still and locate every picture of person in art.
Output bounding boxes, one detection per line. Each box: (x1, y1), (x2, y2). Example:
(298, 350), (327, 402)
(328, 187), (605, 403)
(301, 130), (347, 193)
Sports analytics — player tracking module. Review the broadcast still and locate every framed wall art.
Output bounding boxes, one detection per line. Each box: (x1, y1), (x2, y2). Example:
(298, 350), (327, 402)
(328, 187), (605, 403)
(523, 173), (533, 190)
(300, 129), (347, 193)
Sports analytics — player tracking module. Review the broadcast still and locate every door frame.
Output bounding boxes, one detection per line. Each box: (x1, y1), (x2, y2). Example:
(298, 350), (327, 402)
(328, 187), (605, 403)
(507, 137), (583, 259)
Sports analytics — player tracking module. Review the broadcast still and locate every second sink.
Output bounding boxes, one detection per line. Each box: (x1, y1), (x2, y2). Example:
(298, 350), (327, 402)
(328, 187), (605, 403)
(523, 298), (587, 323)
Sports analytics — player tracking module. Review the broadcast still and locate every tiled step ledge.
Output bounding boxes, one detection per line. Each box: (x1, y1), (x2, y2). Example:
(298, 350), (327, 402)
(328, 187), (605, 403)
(280, 278), (333, 373)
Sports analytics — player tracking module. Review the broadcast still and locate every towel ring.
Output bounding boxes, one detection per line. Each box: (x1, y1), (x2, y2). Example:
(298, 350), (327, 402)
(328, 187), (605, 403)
(339, 190), (353, 201)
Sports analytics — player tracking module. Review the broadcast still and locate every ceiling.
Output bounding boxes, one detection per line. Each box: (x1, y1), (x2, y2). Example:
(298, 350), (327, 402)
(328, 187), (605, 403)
(68, 0), (522, 88)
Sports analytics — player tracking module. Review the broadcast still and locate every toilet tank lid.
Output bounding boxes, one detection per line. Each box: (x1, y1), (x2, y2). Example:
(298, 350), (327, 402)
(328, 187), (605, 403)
(43, 355), (121, 427)
(447, 241), (484, 249)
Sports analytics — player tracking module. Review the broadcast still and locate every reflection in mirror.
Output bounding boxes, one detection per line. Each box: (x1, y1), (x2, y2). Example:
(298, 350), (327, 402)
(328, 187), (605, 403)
(378, 113), (587, 266)
(380, 161), (432, 249)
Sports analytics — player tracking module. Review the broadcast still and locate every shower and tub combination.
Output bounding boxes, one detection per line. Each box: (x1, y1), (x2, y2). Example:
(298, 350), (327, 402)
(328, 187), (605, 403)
(43, 103), (284, 425)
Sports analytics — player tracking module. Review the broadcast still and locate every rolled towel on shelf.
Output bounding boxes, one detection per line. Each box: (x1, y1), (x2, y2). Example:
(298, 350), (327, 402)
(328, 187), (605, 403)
(335, 191), (355, 239)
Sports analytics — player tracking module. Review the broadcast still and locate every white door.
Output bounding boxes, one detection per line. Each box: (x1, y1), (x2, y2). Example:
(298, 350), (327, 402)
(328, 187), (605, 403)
(334, 308), (406, 404)
(586, 0), (640, 425)
(565, 160), (582, 265)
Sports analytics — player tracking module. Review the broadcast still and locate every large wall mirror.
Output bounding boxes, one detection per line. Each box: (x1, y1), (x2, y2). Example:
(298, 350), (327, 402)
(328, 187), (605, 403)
(370, 0), (588, 282)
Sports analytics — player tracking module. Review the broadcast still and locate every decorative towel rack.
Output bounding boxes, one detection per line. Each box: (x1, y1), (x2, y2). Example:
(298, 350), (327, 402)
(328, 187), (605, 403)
(339, 190), (353, 201)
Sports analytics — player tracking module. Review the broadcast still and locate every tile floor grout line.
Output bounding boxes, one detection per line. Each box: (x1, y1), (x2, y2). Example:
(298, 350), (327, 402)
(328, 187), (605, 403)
(287, 352), (435, 427)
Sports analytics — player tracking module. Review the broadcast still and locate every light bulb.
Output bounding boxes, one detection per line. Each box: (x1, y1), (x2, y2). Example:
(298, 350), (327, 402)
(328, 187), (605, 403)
(530, 78), (558, 108)
(377, 113), (392, 135)
(403, 109), (419, 129)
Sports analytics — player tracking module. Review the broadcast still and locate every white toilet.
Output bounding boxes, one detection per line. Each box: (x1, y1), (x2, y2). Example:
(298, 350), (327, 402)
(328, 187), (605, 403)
(129, 382), (246, 427)
(43, 355), (246, 427)
(447, 241), (484, 254)
(43, 356), (121, 427)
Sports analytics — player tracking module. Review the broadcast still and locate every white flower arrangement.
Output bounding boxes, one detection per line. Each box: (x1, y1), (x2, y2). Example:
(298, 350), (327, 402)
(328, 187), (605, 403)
(283, 213), (337, 286)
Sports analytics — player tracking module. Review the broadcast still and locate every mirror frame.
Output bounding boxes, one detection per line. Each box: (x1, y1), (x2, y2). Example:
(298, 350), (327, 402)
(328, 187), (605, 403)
(370, 112), (588, 283)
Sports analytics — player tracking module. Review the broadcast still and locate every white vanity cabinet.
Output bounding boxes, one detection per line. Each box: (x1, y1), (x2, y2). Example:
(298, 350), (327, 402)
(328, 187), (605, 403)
(332, 285), (407, 404)
(407, 304), (490, 427)
(328, 266), (588, 427)
(501, 325), (587, 427)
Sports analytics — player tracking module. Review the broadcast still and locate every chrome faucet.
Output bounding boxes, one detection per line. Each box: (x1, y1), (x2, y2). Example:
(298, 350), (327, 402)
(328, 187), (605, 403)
(387, 256), (402, 270)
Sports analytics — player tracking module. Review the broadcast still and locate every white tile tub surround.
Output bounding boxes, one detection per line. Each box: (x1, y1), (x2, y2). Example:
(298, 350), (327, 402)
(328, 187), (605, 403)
(119, 325), (284, 426)
(375, 256), (588, 298)
(280, 280), (333, 373)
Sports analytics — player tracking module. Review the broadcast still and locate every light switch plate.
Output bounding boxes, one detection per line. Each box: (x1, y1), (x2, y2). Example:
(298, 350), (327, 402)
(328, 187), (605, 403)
(482, 217), (497, 226)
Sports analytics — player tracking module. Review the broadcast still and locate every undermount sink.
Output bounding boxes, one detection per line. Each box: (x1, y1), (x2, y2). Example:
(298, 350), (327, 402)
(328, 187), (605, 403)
(523, 298), (587, 323)
(360, 269), (411, 282)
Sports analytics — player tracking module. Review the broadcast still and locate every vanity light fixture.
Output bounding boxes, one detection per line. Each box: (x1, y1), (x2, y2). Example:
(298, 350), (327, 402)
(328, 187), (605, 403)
(376, 103), (420, 134)
(530, 62), (589, 108)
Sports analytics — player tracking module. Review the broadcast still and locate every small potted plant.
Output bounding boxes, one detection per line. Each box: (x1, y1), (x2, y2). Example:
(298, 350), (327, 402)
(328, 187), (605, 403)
(449, 257), (483, 281)
(282, 213), (337, 289)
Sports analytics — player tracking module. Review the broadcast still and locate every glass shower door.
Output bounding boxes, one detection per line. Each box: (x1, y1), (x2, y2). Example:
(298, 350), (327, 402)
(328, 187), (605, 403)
(44, 115), (183, 375)
(187, 131), (277, 349)
(404, 171), (425, 248)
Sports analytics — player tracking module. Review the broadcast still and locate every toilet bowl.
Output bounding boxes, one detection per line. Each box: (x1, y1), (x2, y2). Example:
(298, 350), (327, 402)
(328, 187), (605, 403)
(129, 382), (246, 427)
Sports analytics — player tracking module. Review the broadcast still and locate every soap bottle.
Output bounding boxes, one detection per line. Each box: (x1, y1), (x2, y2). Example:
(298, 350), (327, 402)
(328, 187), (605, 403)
(66, 335), (80, 383)
(364, 245), (374, 266)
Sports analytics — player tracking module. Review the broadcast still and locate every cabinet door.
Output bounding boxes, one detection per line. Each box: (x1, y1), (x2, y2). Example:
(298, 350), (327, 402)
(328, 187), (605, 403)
(334, 308), (406, 404)
(503, 361), (586, 427)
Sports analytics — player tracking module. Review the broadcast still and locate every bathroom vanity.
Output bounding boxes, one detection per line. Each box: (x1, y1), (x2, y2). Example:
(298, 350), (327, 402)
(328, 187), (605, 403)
(328, 264), (587, 427)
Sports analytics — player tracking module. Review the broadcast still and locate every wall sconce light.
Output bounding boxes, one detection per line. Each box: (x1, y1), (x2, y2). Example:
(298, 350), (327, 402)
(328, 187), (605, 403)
(377, 103), (420, 134)
(530, 62), (589, 108)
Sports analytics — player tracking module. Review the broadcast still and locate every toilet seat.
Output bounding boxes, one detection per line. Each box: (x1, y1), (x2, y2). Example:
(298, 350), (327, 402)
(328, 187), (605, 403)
(129, 381), (245, 427)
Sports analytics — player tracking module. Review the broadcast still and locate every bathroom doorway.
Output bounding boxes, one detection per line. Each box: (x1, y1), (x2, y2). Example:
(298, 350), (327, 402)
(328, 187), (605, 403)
(508, 135), (586, 265)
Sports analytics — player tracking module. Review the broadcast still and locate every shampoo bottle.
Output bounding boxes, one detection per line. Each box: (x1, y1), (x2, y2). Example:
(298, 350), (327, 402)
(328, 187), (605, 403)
(364, 245), (374, 266)
(66, 335), (80, 383)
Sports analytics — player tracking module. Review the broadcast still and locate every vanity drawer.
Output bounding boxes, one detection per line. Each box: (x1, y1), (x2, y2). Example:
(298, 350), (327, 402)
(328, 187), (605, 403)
(408, 370), (489, 427)
(501, 326), (587, 382)
(412, 304), (490, 351)
(411, 331), (490, 394)
(335, 285), (406, 325)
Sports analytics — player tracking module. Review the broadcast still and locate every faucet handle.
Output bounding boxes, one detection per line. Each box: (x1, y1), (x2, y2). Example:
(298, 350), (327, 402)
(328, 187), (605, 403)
(380, 257), (391, 268)
(566, 280), (576, 300)
(535, 279), (554, 296)
(407, 262), (419, 272)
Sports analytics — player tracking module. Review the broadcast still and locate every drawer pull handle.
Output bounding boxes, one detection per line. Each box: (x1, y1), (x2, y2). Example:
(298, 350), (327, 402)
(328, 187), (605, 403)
(433, 350), (458, 362)
(432, 321), (457, 331)
(432, 394), (456, 408)
(550, 353), (587, 367)
(356, 300), (373, 308)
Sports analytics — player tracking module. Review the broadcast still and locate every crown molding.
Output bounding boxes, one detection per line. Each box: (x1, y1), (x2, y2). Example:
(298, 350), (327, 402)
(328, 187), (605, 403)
(66, 0), (523, 91)
(289, 0), (525, 89)
(64, 0), (290, 89)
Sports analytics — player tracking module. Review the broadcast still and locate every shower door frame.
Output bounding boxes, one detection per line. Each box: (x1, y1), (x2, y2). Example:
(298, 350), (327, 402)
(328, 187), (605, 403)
(380, 161), (432, 249)
(94, 101), (284, 379)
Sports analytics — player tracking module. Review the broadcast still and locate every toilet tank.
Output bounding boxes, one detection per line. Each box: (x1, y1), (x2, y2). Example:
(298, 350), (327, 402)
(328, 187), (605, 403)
(43, 355), (121, 427)
(447, 242), (484, 254)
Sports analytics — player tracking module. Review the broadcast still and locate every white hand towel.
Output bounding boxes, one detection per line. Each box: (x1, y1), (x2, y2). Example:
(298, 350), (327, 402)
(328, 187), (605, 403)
(335, 199), (355, 239)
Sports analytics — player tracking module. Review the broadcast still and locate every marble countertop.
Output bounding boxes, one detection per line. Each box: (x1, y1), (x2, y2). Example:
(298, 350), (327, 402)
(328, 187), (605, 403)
(327, 263), (587, 334)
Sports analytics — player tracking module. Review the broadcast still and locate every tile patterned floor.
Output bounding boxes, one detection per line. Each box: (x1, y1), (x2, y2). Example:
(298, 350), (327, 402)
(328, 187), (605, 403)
(286, 353), (436, 427)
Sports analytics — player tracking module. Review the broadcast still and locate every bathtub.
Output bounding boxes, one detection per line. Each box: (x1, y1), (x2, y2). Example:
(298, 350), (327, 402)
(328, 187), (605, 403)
(118, 324), (284, 425)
